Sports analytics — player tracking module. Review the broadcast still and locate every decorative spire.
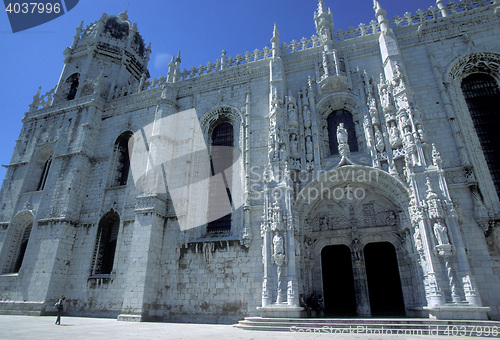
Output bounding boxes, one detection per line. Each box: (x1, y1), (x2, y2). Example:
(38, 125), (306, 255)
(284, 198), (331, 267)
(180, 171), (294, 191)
(436, 0), (448, 17)
(314, 0), (334, 47)
(71, 20), (83, 49)
(167, 55), (176, 83)
(144, 42), (152, 68)
(373, 0), (389, 33)
(317, 0), (327, 14)
(174, 51), (181, 82)
(271, 23), (280, 60)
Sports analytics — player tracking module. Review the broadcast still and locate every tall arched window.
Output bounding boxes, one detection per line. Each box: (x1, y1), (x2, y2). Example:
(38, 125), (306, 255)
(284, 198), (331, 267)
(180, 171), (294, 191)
(66, 73), (79, 101)
(37, 156), (52, 191)
(327, 109), (358, 155)
(25, 151), (53, 192)
(207, 123), (234, 235)
(461, 73), (500, 197)
(91, 211), (120, 275)
(111, 132), (133, 187)
(12, 224), (32, 273)
(0, 212), (34, 274)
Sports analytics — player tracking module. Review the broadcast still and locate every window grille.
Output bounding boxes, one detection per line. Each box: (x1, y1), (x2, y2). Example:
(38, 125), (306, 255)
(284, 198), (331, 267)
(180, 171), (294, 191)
(207, 123), (234, 235)
(12, 223), (32, 273)
(461, 73), (500, 198)
(112, 132), (132, 186)
(92, 212), (120, 275)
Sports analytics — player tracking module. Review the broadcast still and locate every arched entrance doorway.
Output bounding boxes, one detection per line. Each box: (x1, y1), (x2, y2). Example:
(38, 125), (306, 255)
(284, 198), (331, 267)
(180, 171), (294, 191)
(321, 245), (357, 316)
(364, 242), (406, 316)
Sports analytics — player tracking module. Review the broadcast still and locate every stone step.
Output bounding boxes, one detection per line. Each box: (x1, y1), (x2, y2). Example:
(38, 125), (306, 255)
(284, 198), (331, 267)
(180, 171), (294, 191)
(0, 301), (44, 316)
(234, 317), (500, 336)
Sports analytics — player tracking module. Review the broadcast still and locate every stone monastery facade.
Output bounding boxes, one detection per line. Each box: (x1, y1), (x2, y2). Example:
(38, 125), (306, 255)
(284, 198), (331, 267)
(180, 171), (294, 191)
(1, 0), (500, 323)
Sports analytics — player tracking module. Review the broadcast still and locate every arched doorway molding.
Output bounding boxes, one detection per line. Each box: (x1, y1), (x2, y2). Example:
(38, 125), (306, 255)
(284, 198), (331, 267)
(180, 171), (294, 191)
(295, 165), (425, 317)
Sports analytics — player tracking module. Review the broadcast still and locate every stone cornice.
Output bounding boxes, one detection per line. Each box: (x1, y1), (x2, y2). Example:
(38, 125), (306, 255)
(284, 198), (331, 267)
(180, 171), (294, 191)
(23, 95), (105, 123)
(395, 6), (498, 48)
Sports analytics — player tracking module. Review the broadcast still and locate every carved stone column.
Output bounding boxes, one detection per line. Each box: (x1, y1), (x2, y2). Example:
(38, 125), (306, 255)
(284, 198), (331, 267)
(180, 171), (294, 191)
(351, 240), (371, 317)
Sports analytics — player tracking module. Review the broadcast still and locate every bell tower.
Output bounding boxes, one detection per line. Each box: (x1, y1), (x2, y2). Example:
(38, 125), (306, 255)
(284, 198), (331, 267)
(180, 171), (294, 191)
(54, 10), (151, 102)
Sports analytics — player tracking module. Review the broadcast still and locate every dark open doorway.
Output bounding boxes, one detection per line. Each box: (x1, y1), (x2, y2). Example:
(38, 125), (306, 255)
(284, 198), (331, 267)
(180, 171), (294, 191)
(364, 242), (406, 317)
(321, 244), (357, 316)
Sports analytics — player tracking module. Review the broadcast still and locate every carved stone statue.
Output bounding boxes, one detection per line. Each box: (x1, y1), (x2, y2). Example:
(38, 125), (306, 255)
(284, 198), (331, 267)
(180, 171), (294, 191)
(433, 220), (450, 246)
(303, 106), (311, 129)
(337, 123), (348, 145)
(374, 127), (385, 152)
(273, 233), (284, 256)
(268, 135), (275, 162)
(413, 227), (423, 252)
(290, 133), (298, 158)
(306, 136), (313, 162)
(389, 122), (402, 149)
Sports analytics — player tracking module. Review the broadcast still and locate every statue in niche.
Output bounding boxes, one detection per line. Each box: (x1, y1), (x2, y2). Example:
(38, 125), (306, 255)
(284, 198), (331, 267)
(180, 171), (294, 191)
(268, 134), (275, 163)
(368, 96), (378, 115)
(337, 123), (348, 145)
(433, 220), (450, 246)
(306, 136), (313, 161)
(275, 129), (284, 156)
(413, 226), (423, 252)
(416, 123), (427, 143)
(380, 85), (391, 109)
(389, 122), (402, 149)
(290, 133), (298, 158)
(352, 238), (363, 262)
(288, 95), (298, 128)
(319, 216), (329, 230)
(386, 211), (397, 225)
(273, 233), (284, 256)
(303, 106), (311, 128)
(279, 143), (286, 162)
(374, 127), (385, 152)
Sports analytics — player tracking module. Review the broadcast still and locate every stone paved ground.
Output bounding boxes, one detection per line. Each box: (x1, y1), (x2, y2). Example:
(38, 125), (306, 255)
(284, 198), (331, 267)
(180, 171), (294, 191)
(0, 315), (491, 340)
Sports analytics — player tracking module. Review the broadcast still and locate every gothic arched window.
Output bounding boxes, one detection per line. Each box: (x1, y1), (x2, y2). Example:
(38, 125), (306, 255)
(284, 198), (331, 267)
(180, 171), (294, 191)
(37, 156), (52, 191)
(207, 122), (234, 235)
(91, 211), (120, 275)
(461, 73), (500, 197)
(66, 73), (80, 101)
(25, 151), (53, 192)
(327, 109), (358, 155)
(1, 213), (33, 274)
(111, 132), (133, 187)
(12, 224), (32, 273)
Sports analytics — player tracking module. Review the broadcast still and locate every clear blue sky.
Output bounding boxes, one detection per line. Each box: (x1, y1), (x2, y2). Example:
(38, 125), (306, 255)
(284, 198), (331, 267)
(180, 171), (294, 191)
(0, 0), (436, 181)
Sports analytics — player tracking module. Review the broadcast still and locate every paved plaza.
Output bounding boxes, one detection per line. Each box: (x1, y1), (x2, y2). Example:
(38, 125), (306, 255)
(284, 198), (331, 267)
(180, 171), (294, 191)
(0, 315), (491, 340)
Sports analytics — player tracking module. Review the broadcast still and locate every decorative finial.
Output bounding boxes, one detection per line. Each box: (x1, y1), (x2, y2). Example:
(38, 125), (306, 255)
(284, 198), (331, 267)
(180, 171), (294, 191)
(425, 177), (438, 200)
(373, 0), (388, 32)
(271, 23), (280, 60)
(317, 0), (326, 14)
(175, 50), (181, 63)
(314, 0), (334, 46)
(436, 0), (448, 17)
(118, 9), (129, 22)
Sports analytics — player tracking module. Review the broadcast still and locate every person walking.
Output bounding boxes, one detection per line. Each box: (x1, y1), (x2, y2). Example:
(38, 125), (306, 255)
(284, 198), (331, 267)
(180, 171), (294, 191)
(55, 295), (66, 325)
